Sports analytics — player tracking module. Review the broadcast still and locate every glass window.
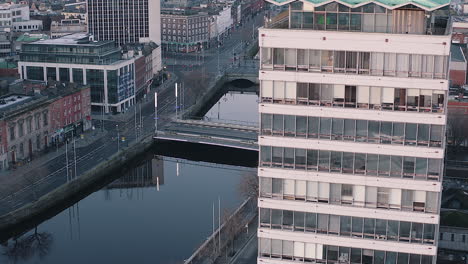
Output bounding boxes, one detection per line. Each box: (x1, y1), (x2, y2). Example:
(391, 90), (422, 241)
(260, 208), (271, 226)
(284, 148), (294, 168)
(294, 211), (305, 230)
(388, 220), (399, 241)
(273, 48), (285, 65)
(351, 248), (362, 263)
(393, 123), (404, 144)
(321, 84), (333, 104)
(405, 123), (417, 145)
(284, 115), (295, 137)
(378, 155), (390, 176)
(344, 119), (356, 141)
(390, 156), (402, 178)
(319, 118), (331, 139)
(308, 116), (319, 138)
(283, 210), (294, 228)
(400, 221), (411, 241)
(342, 152), (354, 173)
(272, 178), (282, 196)
(332, 118), (344, 140)
(330, 152), (342, 172)
(261, 114), (272, 135)
(352, 217), (363, 236)
(272, 147), (283, 167)
(317, 214), (329, 233)
(305, 213), (317, 232)
(364, 218), (375, 238)
(329, 215), (340, 234)
(417, 124), (429, 146)
(356, 120), (368, 142)
(318, 150), (330, 171)
(295, 149), (306, 170)
(368, 121), (380, 143)
(296, 116), (307, 137)
(367, 154), (378, 175)
(307, 150), (318, 170)
(273, 115), (283, 135)
(340, 216), (351, 236)
(354, 153), (366, 174)
(430, 125), (442, 147)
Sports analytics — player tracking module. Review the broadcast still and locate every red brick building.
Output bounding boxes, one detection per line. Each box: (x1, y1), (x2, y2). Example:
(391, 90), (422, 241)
(48, 82), (91, 143)
(0, 81), (91, 169)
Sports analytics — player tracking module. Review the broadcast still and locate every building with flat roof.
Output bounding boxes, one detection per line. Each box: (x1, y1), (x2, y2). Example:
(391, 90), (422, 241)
(257, 0), (450, 263)
(18, 33), (144, 113)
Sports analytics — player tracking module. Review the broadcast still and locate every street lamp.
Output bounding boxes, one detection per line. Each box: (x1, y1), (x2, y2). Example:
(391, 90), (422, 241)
(116, 124), (120, 151)
(154, 92), (158, 134)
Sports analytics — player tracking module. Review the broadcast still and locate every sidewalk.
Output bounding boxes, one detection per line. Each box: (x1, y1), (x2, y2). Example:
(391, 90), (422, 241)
(0, 126), (108, 200)
(213, 215), (258, 264)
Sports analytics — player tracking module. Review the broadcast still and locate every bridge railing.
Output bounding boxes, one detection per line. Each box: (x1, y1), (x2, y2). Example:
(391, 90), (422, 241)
(182, 116), (259, 128)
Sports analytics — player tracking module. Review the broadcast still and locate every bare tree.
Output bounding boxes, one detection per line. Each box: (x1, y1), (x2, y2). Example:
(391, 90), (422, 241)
(183, 70), (210, 107)
(447, 113), (468, 150)
(2, 226), (53, 263)
(238, 172), (258, 200)
(221, 208), (243, 258)
(196, 239), (218, 264)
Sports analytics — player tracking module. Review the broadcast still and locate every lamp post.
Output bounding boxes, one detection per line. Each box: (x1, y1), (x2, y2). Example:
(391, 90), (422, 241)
(175, 83), (178, 119)
(116, 124), (120, 151)
(154, 92), (158, 134)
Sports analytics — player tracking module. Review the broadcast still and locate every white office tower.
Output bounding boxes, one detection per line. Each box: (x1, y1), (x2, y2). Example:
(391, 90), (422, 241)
(87, 0), (161, 46)
(257, 1), (450, 263)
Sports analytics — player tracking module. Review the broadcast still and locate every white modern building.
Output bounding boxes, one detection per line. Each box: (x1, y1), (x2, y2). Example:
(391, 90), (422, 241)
(257, 0), (450, 263)
(0, 3), (42, 32)
(18, 34), (144, 113)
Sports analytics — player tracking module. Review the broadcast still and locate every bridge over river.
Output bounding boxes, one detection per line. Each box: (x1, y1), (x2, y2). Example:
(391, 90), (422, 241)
(155, 119), (259, 151)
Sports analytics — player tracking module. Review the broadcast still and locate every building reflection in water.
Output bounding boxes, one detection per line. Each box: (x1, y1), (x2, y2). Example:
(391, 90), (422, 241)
(104, 155), (164, 201)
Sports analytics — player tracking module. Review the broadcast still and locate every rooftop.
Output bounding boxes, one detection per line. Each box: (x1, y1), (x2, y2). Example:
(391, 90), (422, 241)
(0, 95), (32, 110)
(0, 80), (89, 117)
(16, 33), (49, 42)
(30, 33), (113, 46)
(265, 0), (450, 11)
(441, 211), (468, 228)
(0, 3), (25, 10)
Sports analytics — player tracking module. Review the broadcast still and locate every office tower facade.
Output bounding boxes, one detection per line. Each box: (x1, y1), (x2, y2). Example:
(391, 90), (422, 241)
(257, 1), (450, 263)
(87, 0), (161, 46)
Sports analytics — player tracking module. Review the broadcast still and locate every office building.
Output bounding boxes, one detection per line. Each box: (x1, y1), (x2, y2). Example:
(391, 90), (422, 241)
(257, 0), (450, 263)
(18, 33), (147, 113)
(87, 0), (161, 46)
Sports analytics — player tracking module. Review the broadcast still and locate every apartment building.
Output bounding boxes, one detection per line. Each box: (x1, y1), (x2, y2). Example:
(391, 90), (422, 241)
(257, 1), (450, 263)
(161, 10), (209, 52)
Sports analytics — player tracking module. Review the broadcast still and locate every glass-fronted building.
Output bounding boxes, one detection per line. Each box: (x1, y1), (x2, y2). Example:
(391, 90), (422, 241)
(18, 33), (138, 113)
(257, 0), (450, 263)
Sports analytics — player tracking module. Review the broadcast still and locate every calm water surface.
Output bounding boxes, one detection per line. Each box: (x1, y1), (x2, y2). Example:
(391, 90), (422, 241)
(205, 91), (258, 124)
(1, 156), (251, 264)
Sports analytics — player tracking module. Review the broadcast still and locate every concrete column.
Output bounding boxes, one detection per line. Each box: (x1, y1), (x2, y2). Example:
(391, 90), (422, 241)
(103, 70), (109, 113)
(69, 68), (73, 83)
(83, 68), (87, 85)
(43, 66), (47, 81)
(55, 67), (59, 81)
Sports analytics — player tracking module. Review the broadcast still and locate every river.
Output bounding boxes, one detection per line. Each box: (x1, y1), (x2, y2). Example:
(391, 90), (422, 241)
(0, 145), (256, 264)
